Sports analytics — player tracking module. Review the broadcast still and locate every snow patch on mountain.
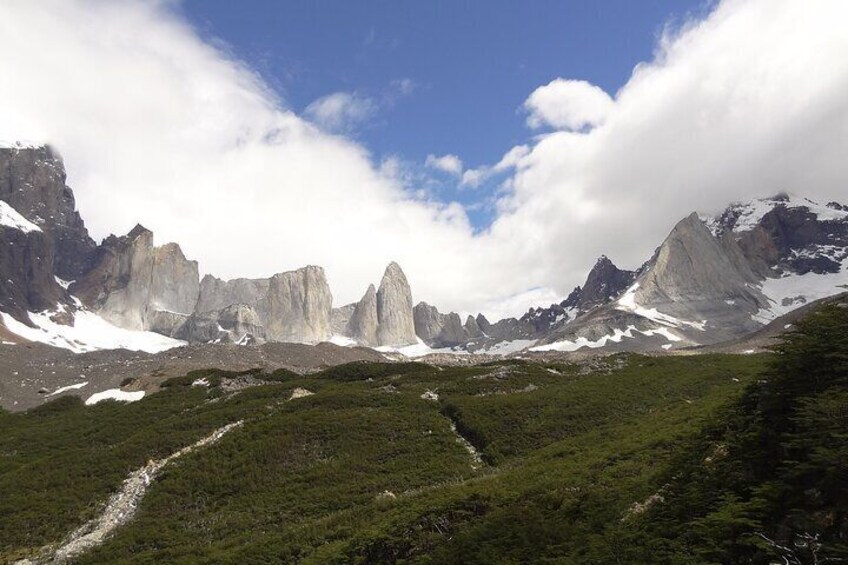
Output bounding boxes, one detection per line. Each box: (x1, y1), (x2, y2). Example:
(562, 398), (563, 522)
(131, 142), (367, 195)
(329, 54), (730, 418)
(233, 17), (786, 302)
(1, 308), (185, 354)
(616, 283), (706, 330)
(328, 334), (358, 347)
(483, 339), (537, 355)
(47, 381), (89, 396)
(85, 389), (145, 405)
(377, 338), (470, 357)
(529, 325), (681, 352)
(0, 200), (42, 233)
(752, 269), (848, 323)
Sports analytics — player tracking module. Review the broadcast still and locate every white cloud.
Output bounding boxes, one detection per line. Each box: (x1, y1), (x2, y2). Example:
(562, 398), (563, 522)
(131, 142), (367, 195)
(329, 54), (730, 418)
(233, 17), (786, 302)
(304, 91), (376, 132)
(483, 0), (848, 308)
(425, 153), (463, 176)
(1, 0), (848, 322)
(523, 78), (614, 130)
(461, 145), (529, 188)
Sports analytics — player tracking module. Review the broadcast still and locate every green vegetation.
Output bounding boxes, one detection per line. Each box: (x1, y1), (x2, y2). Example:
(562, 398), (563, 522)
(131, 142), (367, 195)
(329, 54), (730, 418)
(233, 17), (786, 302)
(0, 310), (843, 563)
(614, 303), (848, 564)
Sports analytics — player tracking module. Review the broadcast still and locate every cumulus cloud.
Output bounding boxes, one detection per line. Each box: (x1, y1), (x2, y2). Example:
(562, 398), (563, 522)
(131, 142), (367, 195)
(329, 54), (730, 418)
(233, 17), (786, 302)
(1, 0), (847, 321)
(523, 78), (614, 130)
(461, 145), (529, 188)
(484, 0), (848, 304)
(304, 91), (377, 132)
(425, 154), (463, 176)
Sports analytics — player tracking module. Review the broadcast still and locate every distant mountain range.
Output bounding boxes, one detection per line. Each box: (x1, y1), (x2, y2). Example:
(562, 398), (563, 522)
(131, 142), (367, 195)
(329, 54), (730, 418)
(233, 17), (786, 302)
(1, 143), (847, 355)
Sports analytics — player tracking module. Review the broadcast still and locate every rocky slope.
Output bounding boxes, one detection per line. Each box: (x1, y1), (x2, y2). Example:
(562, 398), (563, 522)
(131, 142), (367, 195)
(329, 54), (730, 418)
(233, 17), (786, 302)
(534, 194), (848, 352)
(0, 201), (65, 322)
(0, 144), (96, 279)
(72, 224), (199, 331)
(187, 266), (333, 344)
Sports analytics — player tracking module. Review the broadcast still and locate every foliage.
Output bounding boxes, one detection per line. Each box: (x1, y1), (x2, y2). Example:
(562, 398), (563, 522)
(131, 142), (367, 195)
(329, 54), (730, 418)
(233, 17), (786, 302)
(4, 317), (841, 565)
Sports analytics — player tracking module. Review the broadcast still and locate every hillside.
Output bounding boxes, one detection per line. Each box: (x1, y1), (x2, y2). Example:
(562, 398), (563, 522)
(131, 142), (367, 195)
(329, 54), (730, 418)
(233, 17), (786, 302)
(2, 299), (846, 565)
(0, 351), (766, 563)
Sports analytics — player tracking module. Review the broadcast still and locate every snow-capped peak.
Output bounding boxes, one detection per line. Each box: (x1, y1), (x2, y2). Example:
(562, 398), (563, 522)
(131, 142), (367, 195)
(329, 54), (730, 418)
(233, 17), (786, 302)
(703, 193), (848, 236)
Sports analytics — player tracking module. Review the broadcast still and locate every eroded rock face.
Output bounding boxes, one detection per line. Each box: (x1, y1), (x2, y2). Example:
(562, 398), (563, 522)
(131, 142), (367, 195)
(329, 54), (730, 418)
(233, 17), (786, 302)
(0, 206), (63, 321)
(173, 304), (266, 344)
(192, 267), (334, 344)
(346, 284), (379, 346)
(634, 213), (765, 324)
(573, 256), (636, 312)
(0, 146), (96, 279)
(330, 303), (355, 336)
(412, 302), (443, 344)
(72, 225), (200, 330)
(195, 275), (269, 314)
(412, 302), (483, 348)
(261, 266), (333, 343)
(376, 262), (417, 346)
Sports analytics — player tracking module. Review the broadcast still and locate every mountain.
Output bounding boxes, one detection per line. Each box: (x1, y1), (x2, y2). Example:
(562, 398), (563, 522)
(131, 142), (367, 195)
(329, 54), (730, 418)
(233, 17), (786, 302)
(72, 224), (199, 331)
(1, 144), (847, 357)
(0, 144), (96, 279)
(533, 194), (848, 353)
(5, 301), (845, 561)
(342, 262), (418, 347)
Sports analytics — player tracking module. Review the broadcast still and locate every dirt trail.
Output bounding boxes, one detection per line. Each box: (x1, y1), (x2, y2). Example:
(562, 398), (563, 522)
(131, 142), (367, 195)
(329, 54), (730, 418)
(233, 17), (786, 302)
(18, 420), (244, 564)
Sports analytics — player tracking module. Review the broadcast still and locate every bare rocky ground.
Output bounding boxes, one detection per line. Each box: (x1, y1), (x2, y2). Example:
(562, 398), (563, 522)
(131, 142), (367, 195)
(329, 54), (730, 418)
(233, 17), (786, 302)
(6, 294), (843, 413)
(0, 341), (385, 412)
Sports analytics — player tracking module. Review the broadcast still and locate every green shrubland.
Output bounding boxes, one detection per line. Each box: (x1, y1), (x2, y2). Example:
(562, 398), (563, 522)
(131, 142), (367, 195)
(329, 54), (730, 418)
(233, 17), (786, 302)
(0, 308), (842, 563)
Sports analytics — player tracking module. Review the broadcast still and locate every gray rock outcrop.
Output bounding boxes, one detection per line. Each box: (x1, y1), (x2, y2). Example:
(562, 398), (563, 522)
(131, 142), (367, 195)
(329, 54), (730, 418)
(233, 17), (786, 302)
(412, 302), (473, 348)
(346, 284), (379, 346)
(261, 266), (333, 343)
(0, 145), (97, 279)
(0, 202), (64, 322)
(195, 275), (269, 314)
(633, 212), (765, 327)
(172, 304), (266, 344)
(72, 225), (200, 330)
(376, 262), (417, 346)
(192, 266), (333, 343)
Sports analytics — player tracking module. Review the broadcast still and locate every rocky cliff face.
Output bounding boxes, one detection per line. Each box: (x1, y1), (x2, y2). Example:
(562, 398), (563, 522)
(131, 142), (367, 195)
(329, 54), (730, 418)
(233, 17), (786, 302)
(72, 225), (200, 330)
(195, 275), (269, 314)
(632, 213), (765, 326)
(340, 263), (418, 347)
(160, 304), (266, 345)
(0, 201), (64, 322)
(262, 266), (333, 343)
(0, 145), (96, 279)
(376, 262), (417, 346)
(346, 284), (379, 346)
(571, 255), (636, 312)
(192, 266), (333, 344)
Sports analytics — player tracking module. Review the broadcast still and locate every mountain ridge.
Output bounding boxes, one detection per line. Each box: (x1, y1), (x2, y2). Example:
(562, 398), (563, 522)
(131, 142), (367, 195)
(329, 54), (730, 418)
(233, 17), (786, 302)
(1, 145), (847, 356)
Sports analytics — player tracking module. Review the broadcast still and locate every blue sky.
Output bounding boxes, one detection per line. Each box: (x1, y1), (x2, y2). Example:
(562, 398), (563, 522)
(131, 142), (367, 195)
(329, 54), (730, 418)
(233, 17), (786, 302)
(6, 1), (845, 315)
(182, 0), (710, 227)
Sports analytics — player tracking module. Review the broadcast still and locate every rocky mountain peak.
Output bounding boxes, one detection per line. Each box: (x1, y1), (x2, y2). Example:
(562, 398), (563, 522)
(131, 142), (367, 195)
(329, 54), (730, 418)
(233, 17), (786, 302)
(346, 283), (379, 346)
(0, 145), (96, 279)
(376, 262), (417, 346)
(577, 255), (635, 312)
(72, 225), (199, 330)
(127, 224), (153, 240)
(262, 266), (333, 343)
